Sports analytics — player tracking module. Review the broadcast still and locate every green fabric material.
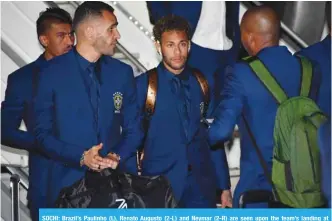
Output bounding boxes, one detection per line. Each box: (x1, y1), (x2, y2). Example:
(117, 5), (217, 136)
(244, 56), (327, 208)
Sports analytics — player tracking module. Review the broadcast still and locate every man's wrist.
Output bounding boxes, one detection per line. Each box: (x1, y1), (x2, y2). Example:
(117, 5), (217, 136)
(111, 152), (121, 161)
(217, 189), (231, 196)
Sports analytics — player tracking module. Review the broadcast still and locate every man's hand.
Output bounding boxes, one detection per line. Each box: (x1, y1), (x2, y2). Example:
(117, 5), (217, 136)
(95, 152), (120, 171)
(220, 190), (233, 208)
(83, 143), (106, 171)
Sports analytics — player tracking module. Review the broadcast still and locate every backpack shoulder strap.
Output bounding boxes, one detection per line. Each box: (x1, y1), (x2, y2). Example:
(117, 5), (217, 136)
(138, 68), (158, 173)
(296, 55), (313, 97)
(192, 68), (210, 117)
(145, 68), (158, 117)
(243, 56), (288, 105)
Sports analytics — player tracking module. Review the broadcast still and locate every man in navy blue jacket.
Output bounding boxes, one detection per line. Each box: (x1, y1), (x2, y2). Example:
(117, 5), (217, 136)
(33, 1), (144, 206)
(297, 1), (331, 116)
(208, 6), (322, 208)
(136, 15), (231, 208)
(1, 8), (74, 220)
(146, 1), (240, 110)
(299, 6), (331, 204)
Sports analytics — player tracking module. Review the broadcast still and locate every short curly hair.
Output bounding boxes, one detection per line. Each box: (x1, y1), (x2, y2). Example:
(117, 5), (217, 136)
(153, 14), (192, 43)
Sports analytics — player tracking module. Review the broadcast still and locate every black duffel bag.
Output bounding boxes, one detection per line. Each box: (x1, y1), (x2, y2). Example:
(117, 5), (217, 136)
(55, 169), (178, 208)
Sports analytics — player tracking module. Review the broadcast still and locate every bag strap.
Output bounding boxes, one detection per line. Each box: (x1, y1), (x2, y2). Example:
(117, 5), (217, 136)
(296, 55), (313, 97)
(145, 68), (158, 118)
(242, 115), (280, 202)
(192, 68), (210, 118)
(243, 57), (288, 105)
(145, 67), (210, 118)
(138, 68), (158, 173)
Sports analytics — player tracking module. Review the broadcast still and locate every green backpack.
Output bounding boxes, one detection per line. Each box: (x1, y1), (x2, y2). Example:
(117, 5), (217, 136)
(242, 56), (327, 208)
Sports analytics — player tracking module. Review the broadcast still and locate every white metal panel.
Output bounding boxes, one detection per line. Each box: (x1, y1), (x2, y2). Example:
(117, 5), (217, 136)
(1, 2), (44, 62)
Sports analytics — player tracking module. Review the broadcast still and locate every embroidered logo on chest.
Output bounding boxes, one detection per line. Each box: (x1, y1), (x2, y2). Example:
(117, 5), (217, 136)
(113, 92), (123, 113)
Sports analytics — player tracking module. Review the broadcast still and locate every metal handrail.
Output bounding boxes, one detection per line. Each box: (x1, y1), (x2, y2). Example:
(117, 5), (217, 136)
(10, 174), (21, 221)
(116, 43), (147, 72)
(109, 1), (155, 41)
(5, 166), (29, 191)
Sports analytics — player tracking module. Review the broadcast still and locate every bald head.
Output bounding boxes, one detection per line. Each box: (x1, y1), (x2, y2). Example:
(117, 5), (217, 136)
(240, 6), (280, 55)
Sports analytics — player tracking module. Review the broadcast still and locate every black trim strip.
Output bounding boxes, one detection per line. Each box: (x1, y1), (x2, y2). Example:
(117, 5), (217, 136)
(284, 161), (293, 191)
(296, 56), (303, 96)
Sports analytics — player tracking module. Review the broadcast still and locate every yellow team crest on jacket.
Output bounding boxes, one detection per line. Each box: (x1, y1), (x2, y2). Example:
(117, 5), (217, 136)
(113, 92), (123, 113)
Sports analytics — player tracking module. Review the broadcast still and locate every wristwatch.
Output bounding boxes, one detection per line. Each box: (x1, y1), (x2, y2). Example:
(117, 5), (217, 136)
(80, 151), (86, 167)
(109, 152), (121, 162)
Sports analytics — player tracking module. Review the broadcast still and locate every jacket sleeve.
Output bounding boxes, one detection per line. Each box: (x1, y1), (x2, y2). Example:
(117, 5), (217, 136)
(208, 63), (245, 146)
(210, 145), (231, 190)
(1, 73), (36, 150)
(205, 67), (231, 190)
(115, 68), (145, 172)
(229, 1), (241, 62)
(146, 1), (170, 25)
(33, 68), (86, 167)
